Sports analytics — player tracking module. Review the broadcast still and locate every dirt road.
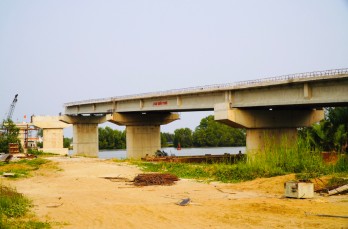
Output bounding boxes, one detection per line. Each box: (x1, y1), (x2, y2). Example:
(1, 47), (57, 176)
(3, 157), (348, 229)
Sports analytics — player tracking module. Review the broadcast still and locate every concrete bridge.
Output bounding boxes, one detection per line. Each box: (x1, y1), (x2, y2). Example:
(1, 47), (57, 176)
(61, 68), (348, 158)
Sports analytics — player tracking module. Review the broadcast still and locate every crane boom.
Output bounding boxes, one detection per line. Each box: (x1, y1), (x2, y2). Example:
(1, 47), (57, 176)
(6, 94), (18, 121)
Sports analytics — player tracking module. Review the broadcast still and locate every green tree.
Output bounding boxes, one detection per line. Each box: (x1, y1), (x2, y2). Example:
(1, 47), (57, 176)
(0, 119), (22, 153)
(161, 132), (174, 147)
(161, 133), (167, 147)
(98, 127), (126, 150)
(192, 115), (246, 147)
(301, 107), (348, 153)
(327, 107), (348, 152)
(173, 128), (193, 148)
(63, 137), (72, 148)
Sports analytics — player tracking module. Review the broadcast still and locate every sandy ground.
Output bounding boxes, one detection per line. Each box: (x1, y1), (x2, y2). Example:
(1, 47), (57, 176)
(2, 157), (348, 229)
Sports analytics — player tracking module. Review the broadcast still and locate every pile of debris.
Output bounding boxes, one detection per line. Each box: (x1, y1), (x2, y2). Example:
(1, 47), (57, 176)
(142, 153), (246, 164)
(0, 153), (36, 163)
(316, 178), (348, 196)
(133, 173), (179, 186)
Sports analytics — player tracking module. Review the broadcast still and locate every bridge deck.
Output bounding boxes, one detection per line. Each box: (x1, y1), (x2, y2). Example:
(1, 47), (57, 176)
(64, 68), (348, 115)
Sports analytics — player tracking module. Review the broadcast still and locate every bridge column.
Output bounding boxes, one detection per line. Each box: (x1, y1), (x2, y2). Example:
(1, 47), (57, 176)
(108, 112), (179, 159)
(214, 103), (324, 151)
(31, 116), (71, 155)
(60, 115), (106, 157)
(126, 126), (161, 159)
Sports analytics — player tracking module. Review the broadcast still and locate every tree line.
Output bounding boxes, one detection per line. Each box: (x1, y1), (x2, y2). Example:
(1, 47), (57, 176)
(173, 115), (245, 147)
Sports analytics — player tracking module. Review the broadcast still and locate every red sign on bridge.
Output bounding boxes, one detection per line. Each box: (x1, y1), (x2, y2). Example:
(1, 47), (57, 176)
(153, 101), (168, 106)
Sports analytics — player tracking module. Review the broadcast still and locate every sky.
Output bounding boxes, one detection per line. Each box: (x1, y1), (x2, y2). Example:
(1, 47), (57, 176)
(1, 0), (348, 136)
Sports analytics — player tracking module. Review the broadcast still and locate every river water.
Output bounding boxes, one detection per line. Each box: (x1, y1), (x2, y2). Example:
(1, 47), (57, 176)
(86, 146), (246, 159)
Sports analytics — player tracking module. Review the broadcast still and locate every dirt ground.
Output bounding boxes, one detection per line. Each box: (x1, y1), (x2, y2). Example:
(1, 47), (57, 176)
(2, 157), (348, 229)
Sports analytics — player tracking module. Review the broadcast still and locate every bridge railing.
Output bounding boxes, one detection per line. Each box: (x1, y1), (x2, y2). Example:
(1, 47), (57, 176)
(64, 68), (348, 107)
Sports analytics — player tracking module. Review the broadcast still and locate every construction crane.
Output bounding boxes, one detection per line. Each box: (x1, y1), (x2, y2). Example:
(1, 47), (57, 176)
(1, 94), (19, 133)
(6, 94), (19, 121)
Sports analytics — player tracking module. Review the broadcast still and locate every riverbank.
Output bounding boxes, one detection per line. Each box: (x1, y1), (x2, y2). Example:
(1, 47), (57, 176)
(2, 156), (348, 228)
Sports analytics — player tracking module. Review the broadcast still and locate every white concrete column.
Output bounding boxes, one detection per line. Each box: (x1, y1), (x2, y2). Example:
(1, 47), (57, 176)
(126, 126), (161, 159)
(108, 112), (179, 159)
(73, 124), (99, 157)
(60, 115), (107, 157)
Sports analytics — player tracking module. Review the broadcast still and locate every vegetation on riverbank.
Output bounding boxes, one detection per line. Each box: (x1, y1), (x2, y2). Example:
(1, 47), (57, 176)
(0, 184), (50, 229)
(134, 137), (348, 183)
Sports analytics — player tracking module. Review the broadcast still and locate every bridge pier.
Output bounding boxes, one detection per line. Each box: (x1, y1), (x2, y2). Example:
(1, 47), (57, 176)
(32, 116), (71, 155)
(108, 112), (179, 159)
(60, 115), (107, 157)
(126, 126), (161, 159)
(214, 103), (324, 151)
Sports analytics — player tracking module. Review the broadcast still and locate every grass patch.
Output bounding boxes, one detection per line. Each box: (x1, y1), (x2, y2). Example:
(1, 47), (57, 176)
(136, 162), (211, 180)
(0, 158), (51, 178)
(0, 184), (50, 228)
(27, 148), (59, 157)
(112, 158), (130, 163)
(0, 185), (30, 218)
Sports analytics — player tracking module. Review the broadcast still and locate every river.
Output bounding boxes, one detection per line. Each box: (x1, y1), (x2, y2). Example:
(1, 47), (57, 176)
(75, 146), (246, 159)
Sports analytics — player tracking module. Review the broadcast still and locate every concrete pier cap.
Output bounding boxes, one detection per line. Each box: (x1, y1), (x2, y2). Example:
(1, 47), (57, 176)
(31, 115), (71, 155)
(214, 102), (324, 151)
(108, 112), (180, 159)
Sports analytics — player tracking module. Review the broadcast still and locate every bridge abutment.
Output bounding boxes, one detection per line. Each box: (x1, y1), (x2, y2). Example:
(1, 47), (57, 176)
(108, 112), (179, 159)
(60, 115), (107, 157)
(32, 116), (71, 155)
(214, 103), (324, 151)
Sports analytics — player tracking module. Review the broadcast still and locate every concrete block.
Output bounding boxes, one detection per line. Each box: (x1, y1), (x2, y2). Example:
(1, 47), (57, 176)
(285, 181), (314, 199)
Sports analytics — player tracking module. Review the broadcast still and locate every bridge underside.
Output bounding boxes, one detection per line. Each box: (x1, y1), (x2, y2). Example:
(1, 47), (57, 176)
(214, 103), (324, 151)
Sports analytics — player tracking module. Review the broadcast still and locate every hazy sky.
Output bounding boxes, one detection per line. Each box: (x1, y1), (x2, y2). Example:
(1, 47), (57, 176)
(1, 0), (348, 136)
